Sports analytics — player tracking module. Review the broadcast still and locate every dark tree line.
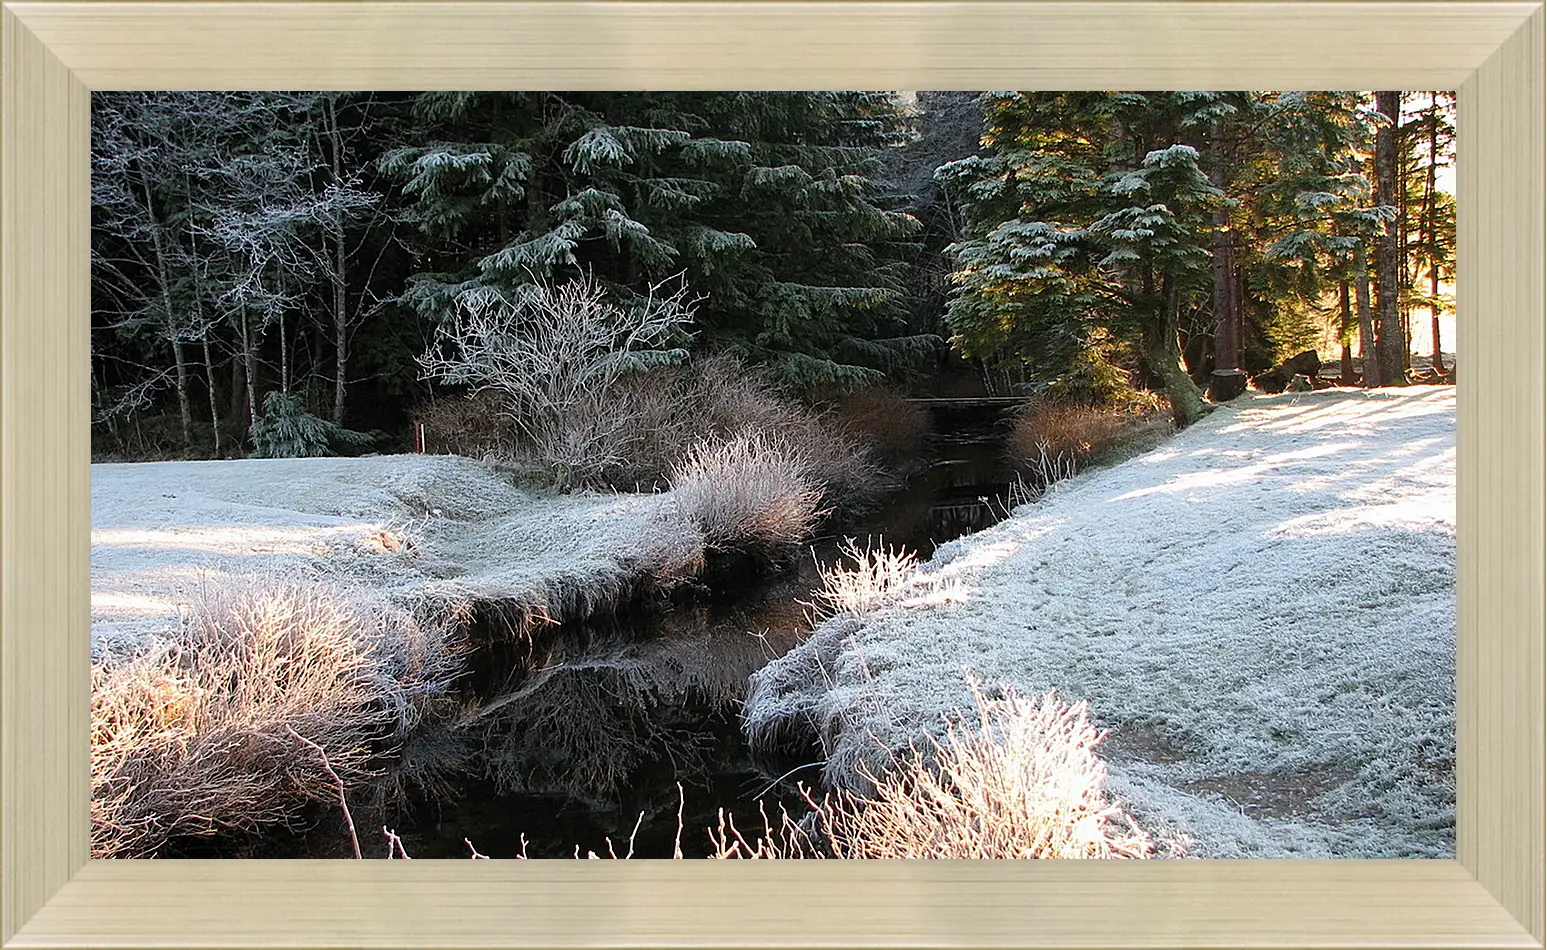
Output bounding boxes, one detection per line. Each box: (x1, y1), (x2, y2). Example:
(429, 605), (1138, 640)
(91, 90), (1454, 458)
(91, 91), (930, 458)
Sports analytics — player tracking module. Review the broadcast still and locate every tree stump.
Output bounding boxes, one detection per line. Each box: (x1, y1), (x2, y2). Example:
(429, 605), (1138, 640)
(1208, 369), (1249, 402)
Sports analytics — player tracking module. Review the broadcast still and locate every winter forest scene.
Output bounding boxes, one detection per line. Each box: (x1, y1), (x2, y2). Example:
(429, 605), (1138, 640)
(90, 90), (1456, 860)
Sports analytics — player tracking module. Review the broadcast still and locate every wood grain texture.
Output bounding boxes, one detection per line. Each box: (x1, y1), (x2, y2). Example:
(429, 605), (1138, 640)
(8, 861), (1541, 948)
(0, 7), (91, 945)
(1457, 5), (1546, 940)
(5, 1), (1538, 90)
(0, 2), (1542, 948)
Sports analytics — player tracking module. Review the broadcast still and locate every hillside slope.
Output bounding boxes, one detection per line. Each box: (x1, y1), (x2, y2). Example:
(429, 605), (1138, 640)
(748, 387), (1457, 858)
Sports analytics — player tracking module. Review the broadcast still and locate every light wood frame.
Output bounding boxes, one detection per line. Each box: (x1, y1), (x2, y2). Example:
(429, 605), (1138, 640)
(2, 2), (1542, 946)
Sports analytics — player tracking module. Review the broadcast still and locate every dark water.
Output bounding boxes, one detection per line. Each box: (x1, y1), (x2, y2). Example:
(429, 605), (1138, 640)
(387, 419), (1018, 860)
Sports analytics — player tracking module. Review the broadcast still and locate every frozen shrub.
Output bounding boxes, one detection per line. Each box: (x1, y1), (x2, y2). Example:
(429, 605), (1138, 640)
(605, 354), (881, 508)
(90, 581), (460, 858)
(412, 390), (520, 459)
(812, 678), (1153, 858)
(808, 538), (918, 619)
(670, 432), (825, 553)
(719, 678), (1153, 860)
(417, 275), (696, 490)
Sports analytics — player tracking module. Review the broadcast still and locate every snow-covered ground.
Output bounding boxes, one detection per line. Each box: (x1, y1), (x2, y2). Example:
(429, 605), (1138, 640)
(748, 387), (1456, 858)
(91, 454), (703, 655)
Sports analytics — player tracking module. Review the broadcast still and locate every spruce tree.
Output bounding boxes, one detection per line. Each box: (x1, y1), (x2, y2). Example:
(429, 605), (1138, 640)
(383, 92), (926, 390)
(939, 92), (1228, 424)
(940, 91), (1386, 419)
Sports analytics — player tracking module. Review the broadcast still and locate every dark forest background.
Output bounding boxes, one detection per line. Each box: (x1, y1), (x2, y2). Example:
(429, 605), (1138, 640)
(90, 91), (1455, 459)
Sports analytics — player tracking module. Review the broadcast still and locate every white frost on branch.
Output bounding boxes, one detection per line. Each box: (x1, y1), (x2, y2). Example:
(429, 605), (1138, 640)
(417, 275), (698, 487)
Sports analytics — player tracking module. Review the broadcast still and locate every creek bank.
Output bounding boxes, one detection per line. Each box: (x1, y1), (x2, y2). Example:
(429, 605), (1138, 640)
(744, 388), (1457, 858)
(381, 416), (1031, 859)
(92, 394), (1135, 858)
(91, 444), (944, 857)
(91, 453), (710, 657)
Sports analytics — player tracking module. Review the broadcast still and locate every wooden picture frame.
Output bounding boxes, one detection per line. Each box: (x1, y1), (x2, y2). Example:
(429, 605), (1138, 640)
(2, 2), (1541, 946)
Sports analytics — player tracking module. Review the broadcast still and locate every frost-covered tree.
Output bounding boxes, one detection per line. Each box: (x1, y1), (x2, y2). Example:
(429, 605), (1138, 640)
(1401, 92), (1456, 373)
(92, 93), (241, 451)
(417, 274), (696, 488)
(939, 91), (1396, 420)
(92, 91), (398, 455)
(939, 93), (1229, 424)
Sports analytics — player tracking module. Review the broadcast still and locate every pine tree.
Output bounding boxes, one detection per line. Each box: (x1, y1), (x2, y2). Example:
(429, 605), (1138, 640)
(384, 92), (926, 390)
(1402, 92), (1457, 373)
(1372, 91), (1409, 385)
(940, 91), (1388, 417)
(939, 93), (1230, 424)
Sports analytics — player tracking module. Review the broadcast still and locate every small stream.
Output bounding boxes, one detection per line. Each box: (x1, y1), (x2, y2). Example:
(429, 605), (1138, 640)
(390, 411), (1018, 859)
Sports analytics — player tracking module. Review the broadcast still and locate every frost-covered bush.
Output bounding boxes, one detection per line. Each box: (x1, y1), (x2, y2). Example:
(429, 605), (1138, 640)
(808, 539), (918, 619)
(603, 355), (882, 508)
(90, 581), (461, 858)
(412, 390), (520, 460)
(721, 677), (1154, 860)
(417, 275), (696, 490)
(249, 391), (374, 458)
(812, 679), (1153, 858)
(670, 431), (825, 553)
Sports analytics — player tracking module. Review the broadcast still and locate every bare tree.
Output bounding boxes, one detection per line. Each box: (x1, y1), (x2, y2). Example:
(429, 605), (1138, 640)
(196, 96), (380, 437)
(418, 275), (697, 487)
(311, 93), (392, 424)
(92, 93), (237, 449)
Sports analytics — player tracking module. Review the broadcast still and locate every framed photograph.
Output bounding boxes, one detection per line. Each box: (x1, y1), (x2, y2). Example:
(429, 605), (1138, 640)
(3, 1), (1542, 946)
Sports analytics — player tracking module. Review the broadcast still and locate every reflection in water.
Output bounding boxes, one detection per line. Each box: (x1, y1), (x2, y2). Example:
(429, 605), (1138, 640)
(394, 423), (1017, 858)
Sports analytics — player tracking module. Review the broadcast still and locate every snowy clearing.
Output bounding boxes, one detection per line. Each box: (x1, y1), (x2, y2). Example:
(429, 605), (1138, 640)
(747, 387), (1456, 858)
(91, 454), (702, 656)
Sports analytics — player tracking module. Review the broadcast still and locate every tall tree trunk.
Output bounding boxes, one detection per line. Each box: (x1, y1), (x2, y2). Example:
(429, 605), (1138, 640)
(137, 167), (192, 447)
(1396, 93), (1411, 373)
(1339, 281), (1357, 385)
(171, 339), (193, 447)
(1373, 91), (1408, 386)
(324, 95), (351, 425)
(330, 224), (349, 424)
(202, 336), (222, 458)
(230, 355), (247, 429)
(1206, 120), (1246, 402)
(278, 310), (290, 396)
(1427, 92), (1445, 373)
(1355, 242), (1379, 387)
(1145, 279), (1210, 427)
(239, 311), (260, 435)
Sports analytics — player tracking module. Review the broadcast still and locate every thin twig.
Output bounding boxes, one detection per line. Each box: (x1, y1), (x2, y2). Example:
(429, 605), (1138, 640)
(284, 725), (360, 859)
(674, 782), (686, 860)
(383, 826), (412, 859)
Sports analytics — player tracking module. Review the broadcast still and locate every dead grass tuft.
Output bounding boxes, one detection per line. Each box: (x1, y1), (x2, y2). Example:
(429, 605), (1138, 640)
(725, 676), (1154, 860)
(91, 581), (463, 858)
(1007, 402), (1131, 474)
(807, 539), (918, 619)
(670, 431), (826, 553)
(818, 677), (1154, 858)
